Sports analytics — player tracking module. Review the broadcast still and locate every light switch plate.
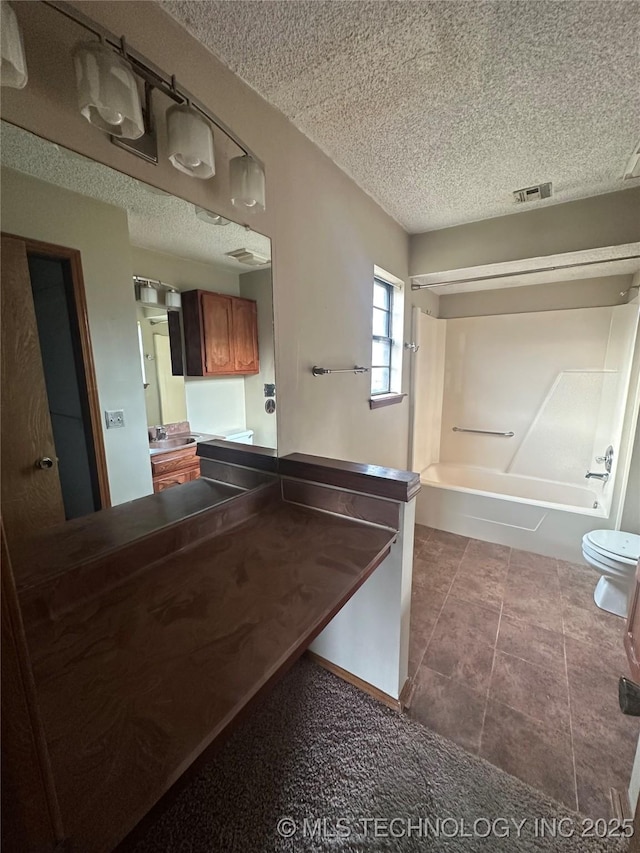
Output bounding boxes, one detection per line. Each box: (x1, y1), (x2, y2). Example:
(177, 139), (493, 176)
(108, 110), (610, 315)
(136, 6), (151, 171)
(105, 409), (125, 429)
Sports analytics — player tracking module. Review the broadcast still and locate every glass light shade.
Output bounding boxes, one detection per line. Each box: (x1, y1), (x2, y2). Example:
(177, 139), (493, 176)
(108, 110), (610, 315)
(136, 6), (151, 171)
(230, 155), (265, 212)
(1, 2), (28, 89)
(167, 104), (215, 179)
(73, 41), (144, 139)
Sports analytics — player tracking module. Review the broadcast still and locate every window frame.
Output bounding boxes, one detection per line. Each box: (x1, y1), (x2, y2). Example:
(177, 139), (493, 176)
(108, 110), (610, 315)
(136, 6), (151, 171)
(371, 277), (394, 396)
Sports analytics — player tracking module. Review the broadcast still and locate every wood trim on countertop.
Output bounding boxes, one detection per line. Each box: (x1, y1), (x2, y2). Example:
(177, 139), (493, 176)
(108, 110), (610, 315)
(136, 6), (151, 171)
(279, 453), (421, 503)
(281, 477), (400, 529)
(197, 440), (279, 472)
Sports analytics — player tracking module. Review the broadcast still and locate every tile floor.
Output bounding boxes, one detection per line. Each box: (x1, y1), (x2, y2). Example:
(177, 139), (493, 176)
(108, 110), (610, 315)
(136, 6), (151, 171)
(406, 524), (640, 818)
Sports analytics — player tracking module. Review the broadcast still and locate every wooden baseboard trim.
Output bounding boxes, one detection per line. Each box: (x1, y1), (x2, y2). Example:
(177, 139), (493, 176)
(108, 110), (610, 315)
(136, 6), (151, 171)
(306, 651), (412, 712)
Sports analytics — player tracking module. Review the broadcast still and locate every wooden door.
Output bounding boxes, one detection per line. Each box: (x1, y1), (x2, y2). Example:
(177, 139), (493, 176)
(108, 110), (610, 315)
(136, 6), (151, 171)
(1, 236), (65, 549)
(1, 523), (64, 851)
(201, 292), (234, 374)
(232, 297), (259, 374)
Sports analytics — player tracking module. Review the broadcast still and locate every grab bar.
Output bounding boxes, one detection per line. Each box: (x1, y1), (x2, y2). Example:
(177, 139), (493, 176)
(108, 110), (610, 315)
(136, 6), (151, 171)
(453, 427), (514, 437)
(312, 365), (369, 376)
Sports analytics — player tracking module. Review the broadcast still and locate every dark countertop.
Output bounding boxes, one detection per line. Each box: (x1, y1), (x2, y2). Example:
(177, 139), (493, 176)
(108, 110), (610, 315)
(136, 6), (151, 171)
(23, 499), (396, 853)
(12, 478), (247, 592)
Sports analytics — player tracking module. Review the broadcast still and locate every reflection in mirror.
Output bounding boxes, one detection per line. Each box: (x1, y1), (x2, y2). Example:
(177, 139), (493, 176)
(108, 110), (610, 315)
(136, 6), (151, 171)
(0, 120), (276, 523)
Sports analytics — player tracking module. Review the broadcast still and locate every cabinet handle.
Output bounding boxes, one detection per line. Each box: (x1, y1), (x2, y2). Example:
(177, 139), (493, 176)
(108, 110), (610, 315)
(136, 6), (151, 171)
(36, 457), (54, 470)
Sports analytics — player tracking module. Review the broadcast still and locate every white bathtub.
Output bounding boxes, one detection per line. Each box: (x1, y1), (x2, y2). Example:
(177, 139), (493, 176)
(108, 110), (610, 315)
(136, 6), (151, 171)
(417, 462), (610, 562)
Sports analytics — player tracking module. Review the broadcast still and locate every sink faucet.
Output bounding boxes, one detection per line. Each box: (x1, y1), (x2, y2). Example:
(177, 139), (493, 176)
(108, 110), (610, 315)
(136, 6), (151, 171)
(585, 470), (609, 482)
(152, 425), (167, 441)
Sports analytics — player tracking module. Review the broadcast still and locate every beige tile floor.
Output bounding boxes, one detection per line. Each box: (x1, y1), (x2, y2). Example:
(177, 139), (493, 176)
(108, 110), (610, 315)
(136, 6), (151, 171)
(406, 524), (640, 818)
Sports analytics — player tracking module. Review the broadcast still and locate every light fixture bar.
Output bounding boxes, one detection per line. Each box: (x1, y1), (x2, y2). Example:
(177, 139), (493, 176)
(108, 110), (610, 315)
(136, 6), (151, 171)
(411, 254), (640, 290)
(43, 0), (264, 169)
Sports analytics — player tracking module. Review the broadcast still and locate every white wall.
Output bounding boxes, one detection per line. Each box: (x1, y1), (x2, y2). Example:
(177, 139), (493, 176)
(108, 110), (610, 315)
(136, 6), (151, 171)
(310, 499), (416, 700)
(2, 1), (410, 470)
(1, 167), (153, 504)
(240, 268), (277, 448)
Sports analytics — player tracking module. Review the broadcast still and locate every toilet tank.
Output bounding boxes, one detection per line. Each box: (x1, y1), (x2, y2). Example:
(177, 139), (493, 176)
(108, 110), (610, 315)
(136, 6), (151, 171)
(219, 428), (254, 445)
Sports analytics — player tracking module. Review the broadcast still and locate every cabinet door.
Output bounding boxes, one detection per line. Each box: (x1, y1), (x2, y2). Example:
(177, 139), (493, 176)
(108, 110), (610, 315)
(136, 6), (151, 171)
(232, 297), (259, 374)
(153, 471), (191, 492)
(201, 292), (234, 375)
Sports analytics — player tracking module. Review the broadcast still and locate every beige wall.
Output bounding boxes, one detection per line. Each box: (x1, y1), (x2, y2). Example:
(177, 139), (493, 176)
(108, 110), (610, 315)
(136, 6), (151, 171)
(2, 1), (410, 470)
(410, 188), (640, 275)
(438, 275), (633, 320)
(1, 167), (154, 503)
(130, 246), (240, 296)
(240, 268), (277, 448)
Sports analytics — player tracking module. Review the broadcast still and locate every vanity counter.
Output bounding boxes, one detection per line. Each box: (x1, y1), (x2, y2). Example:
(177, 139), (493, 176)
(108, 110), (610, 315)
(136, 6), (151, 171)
(19, 497), (396, 852)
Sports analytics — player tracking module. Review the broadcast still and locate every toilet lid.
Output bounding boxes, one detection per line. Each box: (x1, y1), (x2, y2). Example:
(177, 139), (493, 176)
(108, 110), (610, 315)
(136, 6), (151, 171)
(583, 542), (635, 573)
(582, 534), (637, 567)
(585, 530), (640, 563)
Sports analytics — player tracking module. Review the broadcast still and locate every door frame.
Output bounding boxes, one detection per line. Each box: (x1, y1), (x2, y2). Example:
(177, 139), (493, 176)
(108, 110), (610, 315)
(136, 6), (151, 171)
(3, 233), (111, 510)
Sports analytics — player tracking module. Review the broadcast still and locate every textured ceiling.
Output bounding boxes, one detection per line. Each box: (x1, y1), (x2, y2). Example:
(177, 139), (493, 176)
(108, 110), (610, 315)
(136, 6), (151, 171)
(162, 0), (640, 233)
(0, 122), (271, 273)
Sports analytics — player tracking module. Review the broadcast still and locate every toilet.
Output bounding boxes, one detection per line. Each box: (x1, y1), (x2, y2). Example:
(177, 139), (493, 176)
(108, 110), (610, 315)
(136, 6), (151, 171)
(581, 530), (640, 618)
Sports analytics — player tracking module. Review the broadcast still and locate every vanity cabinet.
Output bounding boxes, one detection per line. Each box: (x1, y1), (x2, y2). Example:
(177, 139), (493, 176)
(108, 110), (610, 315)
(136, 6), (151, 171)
(150, 447), (200, 493)
(181, 290), (259, 376)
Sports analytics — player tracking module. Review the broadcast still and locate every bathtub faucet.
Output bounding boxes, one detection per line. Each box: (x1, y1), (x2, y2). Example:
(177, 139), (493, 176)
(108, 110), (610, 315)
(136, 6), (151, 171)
(585, 470), (609, 483)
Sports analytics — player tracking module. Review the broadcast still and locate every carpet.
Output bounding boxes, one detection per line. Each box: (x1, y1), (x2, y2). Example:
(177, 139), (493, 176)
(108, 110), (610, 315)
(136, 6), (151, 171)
(132, 658), (629, 852)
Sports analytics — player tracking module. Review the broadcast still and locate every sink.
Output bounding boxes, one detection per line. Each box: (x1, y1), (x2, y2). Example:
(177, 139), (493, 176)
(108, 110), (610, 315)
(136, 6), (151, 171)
(149, 435), (201, 455)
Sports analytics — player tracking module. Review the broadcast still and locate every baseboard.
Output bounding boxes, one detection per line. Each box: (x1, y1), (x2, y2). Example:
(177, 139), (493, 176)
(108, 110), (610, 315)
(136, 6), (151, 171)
(306, 651), (412, 712)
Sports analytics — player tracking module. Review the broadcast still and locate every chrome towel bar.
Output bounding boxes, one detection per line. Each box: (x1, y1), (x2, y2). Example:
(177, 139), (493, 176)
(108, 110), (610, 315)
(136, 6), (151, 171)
(453, 427), (515, 437)
(312, 365), (369, 376)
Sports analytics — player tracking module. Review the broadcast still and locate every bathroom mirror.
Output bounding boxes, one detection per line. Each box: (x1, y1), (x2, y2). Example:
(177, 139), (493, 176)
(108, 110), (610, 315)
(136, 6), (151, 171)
(0, 120), (276, 515)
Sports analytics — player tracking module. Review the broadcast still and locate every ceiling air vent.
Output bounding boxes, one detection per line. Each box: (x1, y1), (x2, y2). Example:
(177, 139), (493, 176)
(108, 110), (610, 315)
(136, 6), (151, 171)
(225, 248), (270, 266)
(513, 182), (553, 204)
(623, 143), (640, 181)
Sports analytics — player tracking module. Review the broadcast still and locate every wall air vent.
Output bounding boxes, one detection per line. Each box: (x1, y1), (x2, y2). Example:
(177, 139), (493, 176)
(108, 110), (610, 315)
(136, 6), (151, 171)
(623, 143), (640, 181)
(513, 182), (553, 204)
(225, 248), (270, 266)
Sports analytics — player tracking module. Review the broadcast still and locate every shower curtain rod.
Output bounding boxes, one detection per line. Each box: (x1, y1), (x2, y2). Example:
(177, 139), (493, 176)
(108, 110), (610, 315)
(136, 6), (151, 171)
(410, 254), (640, 290)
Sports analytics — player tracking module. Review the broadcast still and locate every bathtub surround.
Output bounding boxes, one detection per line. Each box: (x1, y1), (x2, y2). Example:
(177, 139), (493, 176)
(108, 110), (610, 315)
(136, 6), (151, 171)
(408, 524), (639, 820)
(413, 303), (640, 561)
(128, 658), (627, 853)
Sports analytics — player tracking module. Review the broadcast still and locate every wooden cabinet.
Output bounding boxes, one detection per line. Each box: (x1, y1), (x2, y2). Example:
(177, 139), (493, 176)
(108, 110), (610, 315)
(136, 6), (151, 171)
(150, 447), (200, 493)
(181, 290), (259, 377)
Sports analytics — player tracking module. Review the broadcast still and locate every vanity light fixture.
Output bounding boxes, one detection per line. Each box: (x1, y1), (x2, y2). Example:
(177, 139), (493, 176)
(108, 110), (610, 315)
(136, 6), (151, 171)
(167, 103), (215, 179)
(1, 2), (28, 89)
(16, 2), (266, 205)
(73, 40), (144, 139)
(194, 206), (230, 226)
(230, 154), (266, 212)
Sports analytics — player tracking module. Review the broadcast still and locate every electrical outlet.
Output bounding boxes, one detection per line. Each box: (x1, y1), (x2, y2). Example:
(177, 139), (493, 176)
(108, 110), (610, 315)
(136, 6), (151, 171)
(105, 409), (125, 429)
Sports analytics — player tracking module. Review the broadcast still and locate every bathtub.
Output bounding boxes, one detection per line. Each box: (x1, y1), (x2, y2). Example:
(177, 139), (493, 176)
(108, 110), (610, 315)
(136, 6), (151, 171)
(416, 462), (610, 563)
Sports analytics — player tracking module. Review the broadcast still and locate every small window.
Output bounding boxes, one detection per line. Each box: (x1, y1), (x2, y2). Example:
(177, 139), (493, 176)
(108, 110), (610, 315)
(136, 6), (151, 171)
(371, 277), (394, 395)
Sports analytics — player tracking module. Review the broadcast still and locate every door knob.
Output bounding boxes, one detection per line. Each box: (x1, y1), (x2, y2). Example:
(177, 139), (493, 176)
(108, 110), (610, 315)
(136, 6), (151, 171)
(36, 457), (54, 470)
